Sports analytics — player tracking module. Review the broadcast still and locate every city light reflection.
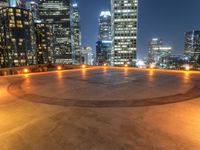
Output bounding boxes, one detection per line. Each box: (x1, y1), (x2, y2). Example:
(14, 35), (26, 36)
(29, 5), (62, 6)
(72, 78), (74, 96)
(124, 68), (129, 76)
(57, 71), (63, 81)
(183, 71), (191, 83)
(103, 67), (107, 74)
(81, 68), (87, 80)
(148, 69), (155, 82)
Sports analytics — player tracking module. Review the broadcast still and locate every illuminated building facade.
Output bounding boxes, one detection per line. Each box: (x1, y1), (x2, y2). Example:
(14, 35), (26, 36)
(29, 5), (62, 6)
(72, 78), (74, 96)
(0, 0), (9, 8)
(111, 0), (138, 66)
(96, 11), (112, 65)
(71, 3), (81, 64)
(96, 40), (112, 65)
(184, 30), (200, 61)
(9, 0), (25, 8)
(38, 0), (72, 64)
(82, 46), (94, 65)
(0, 7), (36, 67)
(148, 38), (172, 68)
(26, 0), (39, 20)
(35, 23), (53, 64)
(98, 11), (111, 41)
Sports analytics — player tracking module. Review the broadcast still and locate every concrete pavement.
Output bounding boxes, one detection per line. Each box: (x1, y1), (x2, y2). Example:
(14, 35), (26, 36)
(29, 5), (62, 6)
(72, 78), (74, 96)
(0, 67), (200, 150)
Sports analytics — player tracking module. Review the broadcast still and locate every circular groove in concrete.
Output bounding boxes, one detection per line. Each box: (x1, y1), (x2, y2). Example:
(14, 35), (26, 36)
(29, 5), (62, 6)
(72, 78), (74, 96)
(7, 79), (200, 108)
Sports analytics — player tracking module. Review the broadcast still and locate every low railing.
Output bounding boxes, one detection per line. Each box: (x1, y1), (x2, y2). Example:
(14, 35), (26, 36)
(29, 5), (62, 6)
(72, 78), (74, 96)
(0, 64), (84, 76)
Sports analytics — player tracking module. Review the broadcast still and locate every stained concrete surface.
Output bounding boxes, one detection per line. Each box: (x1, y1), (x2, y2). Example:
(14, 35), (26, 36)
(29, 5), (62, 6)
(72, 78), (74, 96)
(0, 67), (200, 150)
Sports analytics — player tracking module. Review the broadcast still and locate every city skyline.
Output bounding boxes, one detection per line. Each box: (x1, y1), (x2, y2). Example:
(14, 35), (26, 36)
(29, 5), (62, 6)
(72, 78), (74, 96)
(1, 0), (200, 68)
(1, 1), (200, 149)
(78, 0), (200, 58)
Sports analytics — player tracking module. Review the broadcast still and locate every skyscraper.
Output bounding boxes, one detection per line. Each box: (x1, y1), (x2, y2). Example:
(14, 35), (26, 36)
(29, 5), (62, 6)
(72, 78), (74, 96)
(38, 0), (72, 64)
(98, 11), (111, 41)
(82, 46), (94, 65)
(0, 0), (9, 8)
(35, 23), (53, 64)
(184, 30), (200, 60)
(96, 11), (112, 65)
(71, 3), (81, 64)
(9, 0), (25, 8)
(0, 7), (36, 67)
(96, 40), (112, 65)
(26, 0), (39, 20)
(111, 0), (138, 66)
(148, 38), (172, 68)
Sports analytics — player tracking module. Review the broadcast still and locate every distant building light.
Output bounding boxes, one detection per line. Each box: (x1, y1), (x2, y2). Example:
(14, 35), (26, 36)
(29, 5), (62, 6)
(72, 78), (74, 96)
(153, 47), (172, 50)
(102, 40), (112, 44)
(100, 11), (111, 17)
(136, 60), (146, 68)
(34, 20), (42, 23)
(152, 38), (159, 41)
(30, 1), (36, 4)
(72, 3), (78, 7)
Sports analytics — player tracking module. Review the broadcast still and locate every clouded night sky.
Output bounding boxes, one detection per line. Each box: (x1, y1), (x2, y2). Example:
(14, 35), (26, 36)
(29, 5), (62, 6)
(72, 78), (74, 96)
(76, 0), (200, 58)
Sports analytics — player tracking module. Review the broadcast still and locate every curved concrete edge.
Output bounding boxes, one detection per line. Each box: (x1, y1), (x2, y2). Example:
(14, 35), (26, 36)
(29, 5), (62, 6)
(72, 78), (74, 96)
(7, 79), (200, 108)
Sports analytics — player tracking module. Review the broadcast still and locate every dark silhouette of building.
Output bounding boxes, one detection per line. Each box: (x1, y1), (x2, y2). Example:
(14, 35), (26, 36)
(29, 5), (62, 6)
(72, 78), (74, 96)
(0, 7), (36, 67)
(38, 0), (72, 64)
(96, 11), (111, 65)
(71, 3), (81, 64)
(35, 23), (53, 64)
(184, 30), (200, 61)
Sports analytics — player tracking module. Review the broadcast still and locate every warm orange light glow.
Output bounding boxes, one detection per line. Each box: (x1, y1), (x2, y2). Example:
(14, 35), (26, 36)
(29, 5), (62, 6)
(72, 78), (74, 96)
(81, 68), (87, 80)
(82, 64), (86, 69)
(185, 65), (190, 71)
(103, 63), (107, 67)
(124, 64), (128, 67)
(23, 68), (29, 74)
(150, 64), (155, 69)
(57, 66), (62, 70)
(148, 69), (155, 82)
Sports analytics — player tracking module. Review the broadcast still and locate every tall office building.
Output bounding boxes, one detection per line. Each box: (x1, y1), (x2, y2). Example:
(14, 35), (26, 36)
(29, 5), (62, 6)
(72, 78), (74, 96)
(98, 11), (111, 41)
(26, 0), (39, 20)
(9, 0), (25, 8)
(148, 38), (172, 67)
(71, 3), (81, 64)
(0, 7), (36, 67)
(38, 0), (72, 64)
(111, 0), (138, 66)
(96, 11), (112, 65)
(184, 30), (200, 60)
(82, 46), (94, 65)
(35, 23), (53, 64)
(96, 40), (112, 65)
(0, 0), (9, 8)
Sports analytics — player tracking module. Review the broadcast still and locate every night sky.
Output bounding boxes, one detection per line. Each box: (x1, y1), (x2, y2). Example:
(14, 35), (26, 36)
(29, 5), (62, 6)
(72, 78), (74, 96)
(76, 0), (200, 58)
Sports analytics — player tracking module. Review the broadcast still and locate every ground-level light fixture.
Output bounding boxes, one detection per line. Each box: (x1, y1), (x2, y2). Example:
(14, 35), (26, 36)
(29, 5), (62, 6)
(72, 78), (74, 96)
(124, 64), (128, 67)
(57, 66), (62, 70)
(82, 64), (86, 69)
(103, 63), (107, 67)
(185, 65), (191, 71)
(150, 64), (155, 69)
(23, 68), (29, 74)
